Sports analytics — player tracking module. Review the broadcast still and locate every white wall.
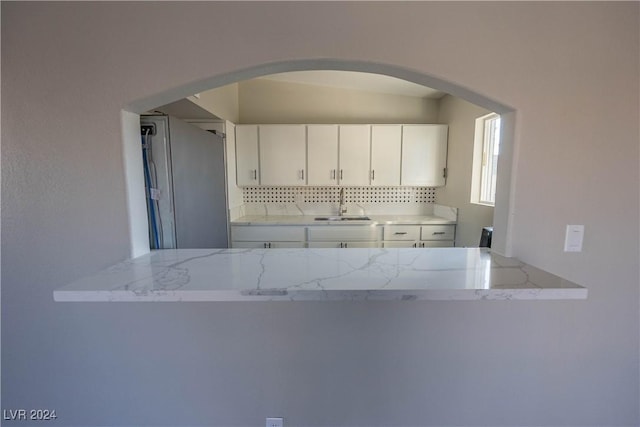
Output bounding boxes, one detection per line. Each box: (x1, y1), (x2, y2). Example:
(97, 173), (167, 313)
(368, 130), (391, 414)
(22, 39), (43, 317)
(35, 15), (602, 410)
(238, 78), (440, 124)
(436, 95), (494, 247)
(2, 2), (638, 426)
(191, 83), (240, 123)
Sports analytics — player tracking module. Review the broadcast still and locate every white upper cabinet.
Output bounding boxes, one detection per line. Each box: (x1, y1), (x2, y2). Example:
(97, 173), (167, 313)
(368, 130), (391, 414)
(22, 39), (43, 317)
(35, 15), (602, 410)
(401, 125), (448, 187)
(236, 123), (449, 188)
(339, 125), (371, 186)
(307, 125), (339, 186)
(235, 125), (260, 186)
(259, 125), (307, 186)
(371, 125), (402, 186)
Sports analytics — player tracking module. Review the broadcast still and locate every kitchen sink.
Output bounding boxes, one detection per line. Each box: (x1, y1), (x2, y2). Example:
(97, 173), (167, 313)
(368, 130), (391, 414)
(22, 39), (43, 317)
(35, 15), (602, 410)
(314, 216), (371, 221)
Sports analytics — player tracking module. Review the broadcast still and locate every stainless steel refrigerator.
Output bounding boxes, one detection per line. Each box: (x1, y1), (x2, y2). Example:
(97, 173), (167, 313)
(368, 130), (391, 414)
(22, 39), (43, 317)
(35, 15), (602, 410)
(140, 115), (229, 249)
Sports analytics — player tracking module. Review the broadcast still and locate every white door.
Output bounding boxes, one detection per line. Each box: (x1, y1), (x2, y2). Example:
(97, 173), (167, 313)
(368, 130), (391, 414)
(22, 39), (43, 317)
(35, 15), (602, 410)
(371, 125), (402, 186)
(307, 125), (339, 185)
(259, 125), (307, 186)
(339, 125), (371, 186)
(235, 125), (260, 186)
(401, 125), (448, 186)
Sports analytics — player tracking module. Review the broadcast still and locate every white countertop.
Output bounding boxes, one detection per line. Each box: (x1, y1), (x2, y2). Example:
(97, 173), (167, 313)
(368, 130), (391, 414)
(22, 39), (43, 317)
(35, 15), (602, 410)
(54, 248), (587, 302)
(231, 214), (456, 226)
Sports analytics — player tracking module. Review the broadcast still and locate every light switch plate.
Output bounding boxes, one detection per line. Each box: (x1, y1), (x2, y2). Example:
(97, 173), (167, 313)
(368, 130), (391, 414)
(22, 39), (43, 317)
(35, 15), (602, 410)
(564, 225), (584, 252)
(266, 417), (283, 427)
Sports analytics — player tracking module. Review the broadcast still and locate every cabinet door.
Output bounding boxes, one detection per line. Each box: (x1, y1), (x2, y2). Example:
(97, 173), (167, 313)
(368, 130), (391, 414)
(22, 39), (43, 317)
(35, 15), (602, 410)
(231, 225), (306, 242)
(308, 226), (382, 242)
(401, 125), (448, 186)
(231, 241), (306, 249)
(235, 125), (260, 186)
(382, 241), (420, 248)
(307, 125), (339, 185)
(259, 125), (306, 186)
(371, 125), (401, 186)
(339, 125), (371, 186)
(231, 241), (268, 249)
(307, 241), (379, 248)
(421, 241), (454, 248)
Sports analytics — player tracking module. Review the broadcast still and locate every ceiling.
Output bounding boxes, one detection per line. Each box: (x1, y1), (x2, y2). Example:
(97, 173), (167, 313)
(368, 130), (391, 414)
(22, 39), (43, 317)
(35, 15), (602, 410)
(259, 70), (445, 99)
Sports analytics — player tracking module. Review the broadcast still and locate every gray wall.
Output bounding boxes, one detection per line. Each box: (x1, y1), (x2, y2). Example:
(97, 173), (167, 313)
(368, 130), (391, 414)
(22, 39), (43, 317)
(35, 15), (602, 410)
(2, 2), (638, 426)
(436, 95), (494, 247)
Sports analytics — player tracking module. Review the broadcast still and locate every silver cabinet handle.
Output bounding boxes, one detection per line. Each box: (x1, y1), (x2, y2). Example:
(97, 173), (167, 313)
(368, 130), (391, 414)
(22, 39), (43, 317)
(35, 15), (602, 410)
(371, 170), (375, 180)
(269, 242), (272, 248)
(301, 169), (304, 180)
(263, 242), (267, 248)
(432, 231), (446, 235)
(252, 169), (257, 180)
(331, 169), (336, 180)
(394, 232), (408, 235)
(344, 242), (348, 248)
(340, 169), (344, 180)
(413, 243), (417, 248)
(339, 242), (343, 248)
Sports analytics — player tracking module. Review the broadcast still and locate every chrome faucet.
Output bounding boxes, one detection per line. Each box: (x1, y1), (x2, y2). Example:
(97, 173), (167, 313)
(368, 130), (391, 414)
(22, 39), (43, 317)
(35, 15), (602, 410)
(339, 188), (347, 216)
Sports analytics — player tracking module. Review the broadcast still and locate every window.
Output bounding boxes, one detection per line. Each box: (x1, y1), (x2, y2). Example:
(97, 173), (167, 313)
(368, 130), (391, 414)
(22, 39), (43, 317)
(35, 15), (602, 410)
(471, 113), (501, 206)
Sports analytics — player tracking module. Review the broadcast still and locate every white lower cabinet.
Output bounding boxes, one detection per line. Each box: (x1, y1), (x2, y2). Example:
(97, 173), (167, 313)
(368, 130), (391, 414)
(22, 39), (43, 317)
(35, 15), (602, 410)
(382, 241), (420, 248)
(307, 226), (382, 242)
(232, 223), (455, 248)
(231, 225), (306, 249)
(382, 225), (420, 248)
(307, 225), (382, 248)
(233, 241), (306, 249)
(421, 241), (454, 248)
(421, 225), (455, 241)
(307, 241), (380, 248)
(420, 225), (455, 247)
(382, 224), (455, 247)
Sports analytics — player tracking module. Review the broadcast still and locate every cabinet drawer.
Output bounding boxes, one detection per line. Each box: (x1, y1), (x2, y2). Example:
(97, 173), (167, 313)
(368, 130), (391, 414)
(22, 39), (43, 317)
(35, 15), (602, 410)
(421, 225), (455, 241)
(231, 226), (305, 242)
(383, 225), (420, 241)
(307, 226), (382, 241)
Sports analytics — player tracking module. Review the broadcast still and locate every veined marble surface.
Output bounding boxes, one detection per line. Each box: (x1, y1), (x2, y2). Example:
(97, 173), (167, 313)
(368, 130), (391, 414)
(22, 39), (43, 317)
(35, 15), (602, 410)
(231, 214), (456, 226)
(54, 248), (587, 302)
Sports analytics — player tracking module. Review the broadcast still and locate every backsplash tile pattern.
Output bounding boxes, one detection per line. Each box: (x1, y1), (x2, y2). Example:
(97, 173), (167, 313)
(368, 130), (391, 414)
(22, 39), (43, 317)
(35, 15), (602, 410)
(243, 186), (436, 204)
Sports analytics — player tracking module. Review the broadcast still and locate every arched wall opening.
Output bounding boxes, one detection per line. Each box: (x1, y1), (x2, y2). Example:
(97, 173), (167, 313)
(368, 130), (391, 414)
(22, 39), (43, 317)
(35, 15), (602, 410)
(121, 59), (517, 258)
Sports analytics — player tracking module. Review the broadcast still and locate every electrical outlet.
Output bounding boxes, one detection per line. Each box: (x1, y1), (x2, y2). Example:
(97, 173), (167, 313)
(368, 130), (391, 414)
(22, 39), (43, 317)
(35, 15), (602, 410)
(266, 417), (283, 427)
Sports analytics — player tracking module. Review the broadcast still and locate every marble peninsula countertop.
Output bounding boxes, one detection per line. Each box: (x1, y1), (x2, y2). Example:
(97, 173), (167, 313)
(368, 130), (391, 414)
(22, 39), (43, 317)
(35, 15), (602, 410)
(54, 248), (587, 302)
(231, 214), (456, 226)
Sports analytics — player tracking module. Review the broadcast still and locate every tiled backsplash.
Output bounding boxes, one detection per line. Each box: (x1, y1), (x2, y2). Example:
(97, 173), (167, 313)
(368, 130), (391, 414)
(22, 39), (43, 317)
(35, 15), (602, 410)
(236, 186), (438, 217)
(243, 186), (436, 204)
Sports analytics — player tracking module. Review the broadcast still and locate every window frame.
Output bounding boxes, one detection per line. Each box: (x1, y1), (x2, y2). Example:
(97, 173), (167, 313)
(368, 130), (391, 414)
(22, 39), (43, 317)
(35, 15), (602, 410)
(470, 113), (501, 207)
